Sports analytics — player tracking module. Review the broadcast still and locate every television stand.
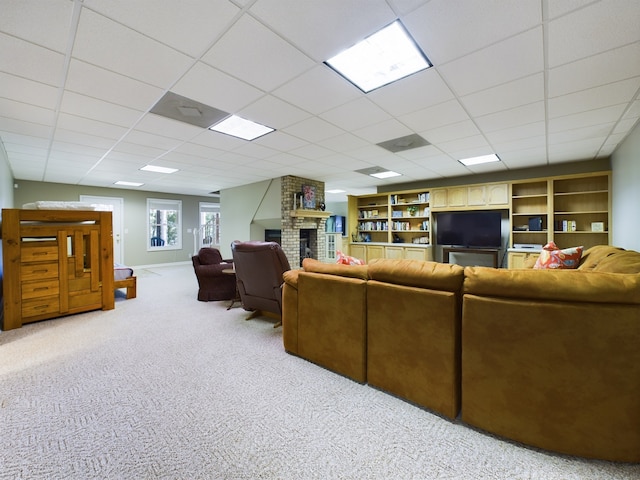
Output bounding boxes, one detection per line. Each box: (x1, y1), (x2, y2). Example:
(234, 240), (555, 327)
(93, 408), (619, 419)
(442, 247), (499, 268)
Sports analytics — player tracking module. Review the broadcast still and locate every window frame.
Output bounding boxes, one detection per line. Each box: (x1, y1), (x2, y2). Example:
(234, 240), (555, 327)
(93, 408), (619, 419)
(147, 198), (182, 251)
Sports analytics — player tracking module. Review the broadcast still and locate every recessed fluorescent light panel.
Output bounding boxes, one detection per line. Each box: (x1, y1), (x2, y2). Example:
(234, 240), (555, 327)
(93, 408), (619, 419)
(326, 189), (346, 194)
(140, 165), (179, 174)
(459, 154), (501, 166)
(209, 115), (274, 141)
(115, 181), (144, 187)
(325, 20), (432, 93)
(356, 166), (402, 179)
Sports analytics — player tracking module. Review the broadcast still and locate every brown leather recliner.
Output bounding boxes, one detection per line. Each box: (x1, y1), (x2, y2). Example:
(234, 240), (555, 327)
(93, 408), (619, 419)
(191, 247), (236, 302)
(231, 240), (291, 325)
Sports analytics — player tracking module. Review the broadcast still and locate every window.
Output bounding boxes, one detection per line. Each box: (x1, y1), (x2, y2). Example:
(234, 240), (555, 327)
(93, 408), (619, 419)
(199, 202), (220, 247)
(148, 198), (182, 250)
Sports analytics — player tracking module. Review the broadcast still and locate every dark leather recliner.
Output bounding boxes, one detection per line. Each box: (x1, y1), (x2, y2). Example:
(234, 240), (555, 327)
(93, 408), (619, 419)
(192, 247), (236, 301)
(231, 240), (291, 326)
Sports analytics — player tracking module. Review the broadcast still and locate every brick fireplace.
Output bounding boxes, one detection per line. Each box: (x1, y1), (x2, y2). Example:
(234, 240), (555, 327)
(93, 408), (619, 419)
(280, 176), (329, 267)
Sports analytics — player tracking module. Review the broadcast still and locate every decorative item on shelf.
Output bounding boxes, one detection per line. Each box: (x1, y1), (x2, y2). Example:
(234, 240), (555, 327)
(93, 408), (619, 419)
(407, 205), (418, 216)
(319, 201), (326, 211)
(591, 222), (605, 232)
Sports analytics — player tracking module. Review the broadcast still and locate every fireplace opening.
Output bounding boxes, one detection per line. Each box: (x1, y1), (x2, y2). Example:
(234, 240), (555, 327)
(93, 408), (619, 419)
(299, 229), (317, 266)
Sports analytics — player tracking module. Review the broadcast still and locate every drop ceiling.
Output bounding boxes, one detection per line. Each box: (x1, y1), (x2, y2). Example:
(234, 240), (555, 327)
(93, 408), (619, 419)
(1, 0), (639, 201)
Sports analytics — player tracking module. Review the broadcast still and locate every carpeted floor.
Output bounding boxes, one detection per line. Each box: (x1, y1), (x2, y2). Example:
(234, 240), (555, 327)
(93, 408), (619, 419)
(1, 264), (638, 480)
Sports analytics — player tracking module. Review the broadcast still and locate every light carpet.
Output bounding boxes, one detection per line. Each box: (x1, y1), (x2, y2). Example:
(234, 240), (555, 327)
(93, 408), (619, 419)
(1, 264), (638, 480)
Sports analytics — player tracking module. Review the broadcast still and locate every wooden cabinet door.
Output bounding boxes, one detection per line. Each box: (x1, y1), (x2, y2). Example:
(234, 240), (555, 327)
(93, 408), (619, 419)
(487, 183), (508, 205)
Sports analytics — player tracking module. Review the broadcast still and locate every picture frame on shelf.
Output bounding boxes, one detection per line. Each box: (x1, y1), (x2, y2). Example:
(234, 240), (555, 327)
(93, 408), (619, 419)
(302, 185), (316, 209)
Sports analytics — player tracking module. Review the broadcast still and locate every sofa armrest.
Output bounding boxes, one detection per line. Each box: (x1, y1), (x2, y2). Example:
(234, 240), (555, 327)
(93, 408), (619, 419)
(283, 269), (299, 289)
(194, 261), (234, 276)
(464, 266), (640, 304)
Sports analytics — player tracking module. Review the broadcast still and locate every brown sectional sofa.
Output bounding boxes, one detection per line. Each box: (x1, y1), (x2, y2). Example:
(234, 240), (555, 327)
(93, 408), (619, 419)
(281, 245), (640, 463)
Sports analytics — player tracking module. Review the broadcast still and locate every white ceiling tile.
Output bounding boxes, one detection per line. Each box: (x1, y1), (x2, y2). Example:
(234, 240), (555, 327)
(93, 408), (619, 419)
(548, 138), (604, 162)
(202, 15), (315, 92)
(548, 124), (615, 145)
(461, 74), (544, 117)
(56, 113), (128, 140)
(232, 142), (279, 160)
(111, 142), (167, 159)
(400, 99), (469, 132)
(83, 0), (239, 57)
(52, 128), (117, 150)
(367, 69), (455, 116)
(548, 104), (627, 133)
(613, 118), (640, 135)
(396, 145), (442, 161)
(0, 0), (73, 52)
(484, 121), (546, 145)
(73, 9), (194, 88)
(65, 59), (164, 111)
(548, 42), (640, 97)
(499, 147), (548, 168)
(273, 65), (361, 115)
(546, 0), (595, 19)
(0, 117), (54, 138)
(420, 120), (481, 144)
(51, 141), (107, 158)
(353, 119), (413, 144)
(437, 135), (492, 158)
(0, 33), (64, 86)
(404, 0), (541, 64)
(60, 92), (143, 127)
(320, 98), (391, 131)
(123, 130), (183, 151)
(547, 0), (640, 68)
(135, 114), (205, 141)
(0, 97), (55, 126)
(283, 117), (345, 143)
(438, 28), (544, 96)
(289, 144), (335, 160)
(420, 157), (469, 177)
(0, 72), (58, 109)
(238, 95), (310, 130)
(548, 78), (640, 118)
(490, 135), (547, 154)
(173, 62), (264, 114)
(317, 133), (369, 153)
(475, 102), (545, 133)
(252, 131), (308, 152)
(249, 0), (396, 61)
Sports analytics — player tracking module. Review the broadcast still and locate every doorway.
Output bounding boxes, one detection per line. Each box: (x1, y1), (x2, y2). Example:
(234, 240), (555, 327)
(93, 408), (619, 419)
(80, 195), (125, 264)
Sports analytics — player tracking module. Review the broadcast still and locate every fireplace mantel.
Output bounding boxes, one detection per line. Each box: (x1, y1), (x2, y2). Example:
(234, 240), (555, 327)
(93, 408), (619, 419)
(289, 209), (332, 219)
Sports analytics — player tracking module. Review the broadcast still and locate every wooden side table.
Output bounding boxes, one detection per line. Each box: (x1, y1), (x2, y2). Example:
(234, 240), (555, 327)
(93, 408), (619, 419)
(222, 268), (241, 310)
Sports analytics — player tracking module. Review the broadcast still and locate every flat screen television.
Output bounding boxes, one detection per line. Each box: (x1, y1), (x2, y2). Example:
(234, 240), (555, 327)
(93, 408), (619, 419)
(436, 211), (502, 248)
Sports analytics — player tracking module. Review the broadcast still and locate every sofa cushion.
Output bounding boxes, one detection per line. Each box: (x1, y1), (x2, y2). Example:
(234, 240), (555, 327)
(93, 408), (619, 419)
(368, 258), (464, 292)
(534, 241), (583, 269)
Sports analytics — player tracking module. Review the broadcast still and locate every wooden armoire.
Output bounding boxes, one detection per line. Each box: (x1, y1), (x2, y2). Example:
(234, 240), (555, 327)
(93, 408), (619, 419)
(1, 208), (115, 330)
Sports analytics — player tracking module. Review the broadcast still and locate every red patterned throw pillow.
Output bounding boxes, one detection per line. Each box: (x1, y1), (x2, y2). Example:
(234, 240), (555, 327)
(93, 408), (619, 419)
(336, 250), (365, 265)
(533, 241), (583, 269)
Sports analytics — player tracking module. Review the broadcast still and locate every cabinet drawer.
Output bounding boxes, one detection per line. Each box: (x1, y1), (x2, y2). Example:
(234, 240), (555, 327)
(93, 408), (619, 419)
(22, 279), (60, 299)
(22, 296), (60, 318)
(21, 244), (59, 263)
(21, 262), (59, 281)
